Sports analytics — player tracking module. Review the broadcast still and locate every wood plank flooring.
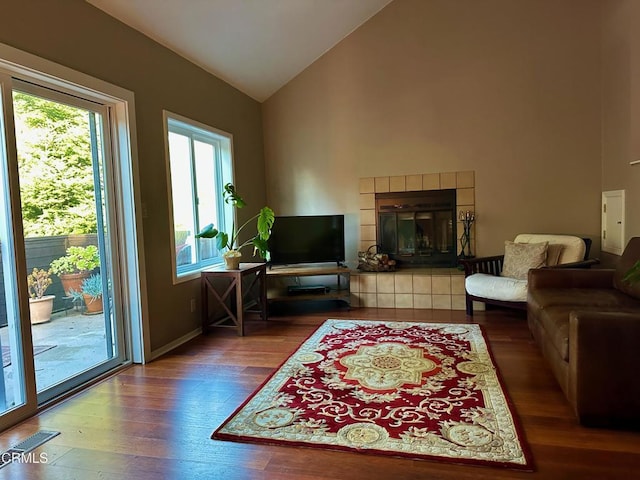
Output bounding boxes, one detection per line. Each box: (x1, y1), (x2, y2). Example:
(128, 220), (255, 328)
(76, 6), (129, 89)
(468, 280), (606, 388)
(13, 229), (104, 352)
(1, 307), (639, 479)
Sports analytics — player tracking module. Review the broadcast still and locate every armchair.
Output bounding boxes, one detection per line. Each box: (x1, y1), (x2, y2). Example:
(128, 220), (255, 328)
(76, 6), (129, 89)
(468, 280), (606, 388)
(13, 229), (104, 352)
(460, 234), (597, 316)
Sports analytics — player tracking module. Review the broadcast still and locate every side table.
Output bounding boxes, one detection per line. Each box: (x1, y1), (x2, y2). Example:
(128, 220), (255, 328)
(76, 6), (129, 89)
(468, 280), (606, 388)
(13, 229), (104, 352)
(201, 262), (267, 336)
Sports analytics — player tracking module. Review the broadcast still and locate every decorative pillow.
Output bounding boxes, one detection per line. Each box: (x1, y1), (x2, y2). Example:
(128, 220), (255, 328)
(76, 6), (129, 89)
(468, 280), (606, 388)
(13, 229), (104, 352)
(545, 243), (564, 266)
(501, 241), (548, 280)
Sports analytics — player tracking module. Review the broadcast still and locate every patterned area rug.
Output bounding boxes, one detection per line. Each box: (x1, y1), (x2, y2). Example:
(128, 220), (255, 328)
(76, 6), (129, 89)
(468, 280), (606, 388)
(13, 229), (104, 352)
(213, 319), (533, 470)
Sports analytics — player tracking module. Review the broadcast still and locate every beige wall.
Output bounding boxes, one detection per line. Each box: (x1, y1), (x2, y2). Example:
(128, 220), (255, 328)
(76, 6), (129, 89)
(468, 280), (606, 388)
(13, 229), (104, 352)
(263, 0), (603, 265)
(602, 0), (640, 251)
(0, 0), (266, 351)
(0, 0), (627, 354)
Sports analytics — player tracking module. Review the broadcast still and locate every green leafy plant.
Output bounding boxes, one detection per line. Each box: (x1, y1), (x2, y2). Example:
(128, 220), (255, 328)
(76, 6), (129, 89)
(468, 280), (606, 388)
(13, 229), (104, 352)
(27, 268), (52, 299)
(195, 183), (275, 260)
(623, 260), (640, 285)
(50, 245), (100, 275)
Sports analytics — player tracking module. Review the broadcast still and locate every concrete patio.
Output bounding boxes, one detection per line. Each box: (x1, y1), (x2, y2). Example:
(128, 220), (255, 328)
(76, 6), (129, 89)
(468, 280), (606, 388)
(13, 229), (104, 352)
(1, 307), (112, 408)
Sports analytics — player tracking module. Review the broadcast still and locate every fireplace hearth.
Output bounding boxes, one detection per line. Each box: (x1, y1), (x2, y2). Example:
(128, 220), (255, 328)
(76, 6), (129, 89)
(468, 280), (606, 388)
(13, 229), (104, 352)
(375, 189), (457, 267)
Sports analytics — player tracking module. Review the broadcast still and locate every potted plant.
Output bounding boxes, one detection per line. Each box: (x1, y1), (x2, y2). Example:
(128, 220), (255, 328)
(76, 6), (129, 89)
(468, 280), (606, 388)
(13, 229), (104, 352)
(50, 245), (100, 295)
(27, 268), (55, 324)
(623, 260), (640, 285)
(196, 183), (275, 270)
(71, 273), (103, 315)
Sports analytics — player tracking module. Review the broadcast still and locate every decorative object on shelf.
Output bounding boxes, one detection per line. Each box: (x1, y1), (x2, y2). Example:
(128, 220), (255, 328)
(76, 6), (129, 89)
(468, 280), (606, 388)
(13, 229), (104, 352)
(27, 267), (55, 324)
(222, 250), (242, 270)
(50, 245), (100, 295)
(458, 210), (475, 259)
(196, 183), (275, 270)
(357, 245), (396, 272)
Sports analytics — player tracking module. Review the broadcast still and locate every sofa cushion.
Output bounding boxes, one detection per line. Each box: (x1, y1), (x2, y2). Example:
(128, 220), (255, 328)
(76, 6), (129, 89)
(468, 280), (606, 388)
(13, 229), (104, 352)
(466, 273), (528, 302)
(535, 306), (572, 362)
(528, 287), (640, 311)
(535, 302), (640, 363)
(501, 241), (548, 280)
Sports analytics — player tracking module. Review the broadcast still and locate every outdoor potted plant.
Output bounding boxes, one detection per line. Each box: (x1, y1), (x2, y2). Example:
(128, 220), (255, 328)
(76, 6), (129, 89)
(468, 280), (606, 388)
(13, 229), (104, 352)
(196, 183), (275, 270)
(73, 273), (103, 315)
(27, 267), (55, 324)
(50, 245), (100, 295)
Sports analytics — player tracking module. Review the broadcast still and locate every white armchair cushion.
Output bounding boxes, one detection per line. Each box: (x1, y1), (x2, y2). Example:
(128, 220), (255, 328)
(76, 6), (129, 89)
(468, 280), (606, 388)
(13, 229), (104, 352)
(465, 273), (528, 302)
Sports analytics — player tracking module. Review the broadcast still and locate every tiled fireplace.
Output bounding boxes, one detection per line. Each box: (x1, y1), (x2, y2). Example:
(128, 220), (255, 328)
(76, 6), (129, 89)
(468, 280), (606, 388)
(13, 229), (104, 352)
(351, 170), (476, 311)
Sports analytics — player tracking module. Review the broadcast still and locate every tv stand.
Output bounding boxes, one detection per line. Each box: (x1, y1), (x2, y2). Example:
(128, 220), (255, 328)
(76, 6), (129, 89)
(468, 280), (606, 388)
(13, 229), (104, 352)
(266, 264), (350, 308)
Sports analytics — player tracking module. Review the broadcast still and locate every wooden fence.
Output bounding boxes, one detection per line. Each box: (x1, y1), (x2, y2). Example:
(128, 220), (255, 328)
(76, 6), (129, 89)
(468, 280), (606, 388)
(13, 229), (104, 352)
(0, 234), (98, 327)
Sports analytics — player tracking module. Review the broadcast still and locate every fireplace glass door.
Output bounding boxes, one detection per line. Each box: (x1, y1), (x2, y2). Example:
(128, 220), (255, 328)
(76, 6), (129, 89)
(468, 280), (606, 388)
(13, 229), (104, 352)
(376, 189), (457, 267)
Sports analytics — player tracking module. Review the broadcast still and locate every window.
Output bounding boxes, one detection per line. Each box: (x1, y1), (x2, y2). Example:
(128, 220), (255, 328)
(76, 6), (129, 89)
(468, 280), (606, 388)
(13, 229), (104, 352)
(164, 112), (233, 280)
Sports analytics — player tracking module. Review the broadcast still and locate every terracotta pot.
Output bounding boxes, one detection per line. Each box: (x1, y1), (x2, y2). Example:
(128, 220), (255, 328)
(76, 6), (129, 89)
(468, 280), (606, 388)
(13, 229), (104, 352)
(59, 272), (90, 296)
(82, 294), (103, 315)
(29, 295), (55, 324)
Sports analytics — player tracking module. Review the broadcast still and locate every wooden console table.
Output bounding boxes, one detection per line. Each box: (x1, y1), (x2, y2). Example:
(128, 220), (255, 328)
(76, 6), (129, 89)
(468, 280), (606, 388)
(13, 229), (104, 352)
(201, 262), (267, 336)
(266, 265), (350, 307)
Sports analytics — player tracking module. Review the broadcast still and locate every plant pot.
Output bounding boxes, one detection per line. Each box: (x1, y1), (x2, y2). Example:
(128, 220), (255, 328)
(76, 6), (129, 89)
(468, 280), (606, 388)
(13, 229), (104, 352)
(59, 272), (90, 296)
(29, 295), (55, 324)
(82, 294), (103, 315)
(223, 251), (242, 270)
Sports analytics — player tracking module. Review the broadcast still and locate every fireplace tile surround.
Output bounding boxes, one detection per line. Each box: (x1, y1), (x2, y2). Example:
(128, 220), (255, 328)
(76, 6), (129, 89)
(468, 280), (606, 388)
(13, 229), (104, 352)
(351, 170), (477, 311)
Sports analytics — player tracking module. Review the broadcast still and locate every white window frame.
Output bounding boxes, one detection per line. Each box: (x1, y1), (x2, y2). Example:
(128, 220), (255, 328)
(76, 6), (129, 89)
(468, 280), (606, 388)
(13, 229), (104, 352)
(163, 110), (234, 283)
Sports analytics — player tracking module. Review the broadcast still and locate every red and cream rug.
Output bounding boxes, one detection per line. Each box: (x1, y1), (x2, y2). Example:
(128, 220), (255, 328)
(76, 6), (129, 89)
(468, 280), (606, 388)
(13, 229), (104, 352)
(213, 319), (533, 470)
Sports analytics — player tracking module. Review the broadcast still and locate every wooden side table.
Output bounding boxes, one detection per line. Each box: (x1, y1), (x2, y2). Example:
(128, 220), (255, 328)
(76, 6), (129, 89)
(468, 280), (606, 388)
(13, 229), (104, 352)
(201, 262), (267, 336)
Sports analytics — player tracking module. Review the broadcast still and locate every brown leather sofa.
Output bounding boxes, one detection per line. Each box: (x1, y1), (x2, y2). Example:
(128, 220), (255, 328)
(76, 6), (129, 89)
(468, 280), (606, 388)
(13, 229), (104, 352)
(527, 237), (640, 427)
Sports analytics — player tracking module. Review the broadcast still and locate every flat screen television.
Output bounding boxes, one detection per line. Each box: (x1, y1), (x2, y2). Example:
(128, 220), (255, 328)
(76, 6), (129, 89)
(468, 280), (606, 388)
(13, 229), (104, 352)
(268, 215), (345, 265)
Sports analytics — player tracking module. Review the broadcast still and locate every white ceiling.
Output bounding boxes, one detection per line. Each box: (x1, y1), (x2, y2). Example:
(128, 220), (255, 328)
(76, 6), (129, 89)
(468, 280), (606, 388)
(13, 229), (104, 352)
(87, 0), (392, 102)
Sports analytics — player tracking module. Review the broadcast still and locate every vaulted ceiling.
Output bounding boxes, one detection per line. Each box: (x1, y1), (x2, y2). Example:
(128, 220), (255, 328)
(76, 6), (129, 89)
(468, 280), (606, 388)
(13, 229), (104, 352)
(87, 0), (393, 102)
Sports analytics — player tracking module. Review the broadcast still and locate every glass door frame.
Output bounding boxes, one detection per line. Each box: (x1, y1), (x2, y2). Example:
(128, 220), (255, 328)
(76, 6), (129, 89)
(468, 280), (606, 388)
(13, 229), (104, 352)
(0, 71), (38, 422)
(0, 43), (149, 430)
(11, 80), (128, 403)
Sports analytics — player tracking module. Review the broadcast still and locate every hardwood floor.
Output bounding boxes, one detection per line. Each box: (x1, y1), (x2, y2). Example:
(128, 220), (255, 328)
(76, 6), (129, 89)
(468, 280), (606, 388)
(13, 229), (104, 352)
(0, 307), (639, 479)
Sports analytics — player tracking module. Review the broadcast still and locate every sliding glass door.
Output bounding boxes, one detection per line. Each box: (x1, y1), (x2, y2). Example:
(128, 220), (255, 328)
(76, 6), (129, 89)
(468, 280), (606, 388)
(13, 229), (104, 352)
(13, 82), (125, 402)
(0, 73), (31, 417)
(0, 69), (130, 423)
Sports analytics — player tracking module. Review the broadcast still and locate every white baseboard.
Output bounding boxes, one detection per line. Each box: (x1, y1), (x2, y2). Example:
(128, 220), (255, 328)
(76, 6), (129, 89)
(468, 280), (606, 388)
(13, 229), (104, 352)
(149, 327), (202, 361)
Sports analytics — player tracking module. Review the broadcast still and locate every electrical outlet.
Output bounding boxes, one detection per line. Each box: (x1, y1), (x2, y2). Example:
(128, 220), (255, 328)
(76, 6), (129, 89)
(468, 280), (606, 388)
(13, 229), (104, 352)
(190, 298), (196, 313)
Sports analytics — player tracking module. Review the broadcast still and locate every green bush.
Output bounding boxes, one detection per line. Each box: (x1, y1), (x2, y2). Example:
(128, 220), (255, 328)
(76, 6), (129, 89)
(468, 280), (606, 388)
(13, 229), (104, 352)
(50, 245), (100, 275)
